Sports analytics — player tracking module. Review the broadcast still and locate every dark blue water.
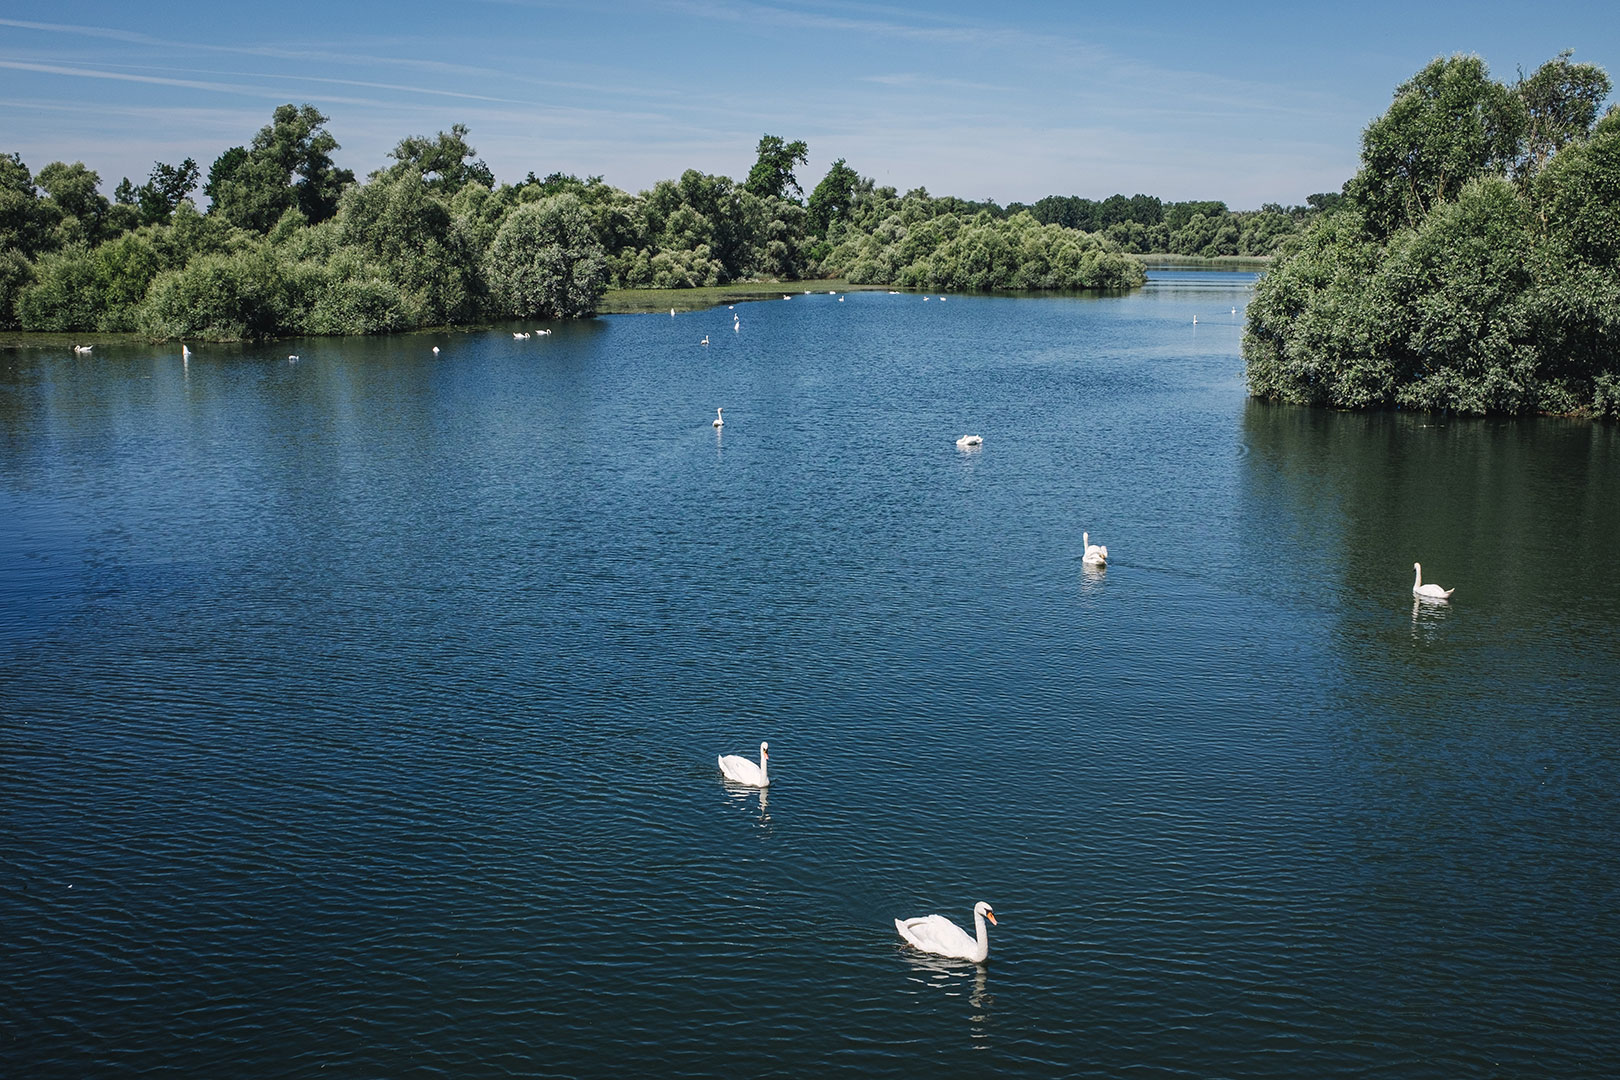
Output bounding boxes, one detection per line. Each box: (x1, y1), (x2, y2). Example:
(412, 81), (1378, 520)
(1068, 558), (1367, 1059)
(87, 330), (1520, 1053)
(4, 273), (1618, 1079)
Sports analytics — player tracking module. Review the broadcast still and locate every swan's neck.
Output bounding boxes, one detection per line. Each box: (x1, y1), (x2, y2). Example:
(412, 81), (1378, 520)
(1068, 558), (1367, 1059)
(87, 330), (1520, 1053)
(1414, 564), (1422, 588)
(758, 752), (768, 784)
(972, 911), (990, 962)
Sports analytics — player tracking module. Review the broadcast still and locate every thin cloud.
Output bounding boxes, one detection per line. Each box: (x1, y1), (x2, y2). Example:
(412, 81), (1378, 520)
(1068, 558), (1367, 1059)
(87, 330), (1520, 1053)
(858, 73), (1013, 93)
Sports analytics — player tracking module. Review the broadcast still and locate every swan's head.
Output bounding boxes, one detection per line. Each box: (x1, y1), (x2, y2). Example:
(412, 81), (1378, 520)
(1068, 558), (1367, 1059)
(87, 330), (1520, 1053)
(974, 901), (997, 925)
(760, 741), (769, 757)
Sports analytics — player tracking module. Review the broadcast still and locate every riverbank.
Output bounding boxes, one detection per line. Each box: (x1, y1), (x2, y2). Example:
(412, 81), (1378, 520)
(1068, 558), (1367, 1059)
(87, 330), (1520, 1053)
(1132, 253), (1273, 270)
(596, 279), (887, 314)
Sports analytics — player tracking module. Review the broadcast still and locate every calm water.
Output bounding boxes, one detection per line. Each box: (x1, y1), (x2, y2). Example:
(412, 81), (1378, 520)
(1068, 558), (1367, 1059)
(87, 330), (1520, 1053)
(3, 273), (1618, 1079)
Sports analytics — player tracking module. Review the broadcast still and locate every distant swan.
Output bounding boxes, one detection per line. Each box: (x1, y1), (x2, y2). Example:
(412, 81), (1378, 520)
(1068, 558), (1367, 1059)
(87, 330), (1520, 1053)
(1413, 562), (1454, 600)
(181, 344), (191, 359)
(718, 741), (768, 786)
(432, 346), (440, 354)
(713, 407), (724, 428)
(287, 354), (299, 361)
(701, 336), (709, 346)
(956, 434), (982, 448)
(896, 902), (997, 963)
(73, 344), (92, 354)
(1082, 531), (1108, 567)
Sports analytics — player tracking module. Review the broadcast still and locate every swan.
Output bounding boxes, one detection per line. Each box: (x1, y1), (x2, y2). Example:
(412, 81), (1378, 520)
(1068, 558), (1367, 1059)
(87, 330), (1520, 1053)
(73, 344), (92, 354)
(956, 434), (982, 448)
(287, 354), (299, 361)
(896, 902), (997, 963)
(701, 336), (709, 346)
(718, 741), (768, 786)
(712, 407), (724, 428)
(1413, 562), (1454, 600)
(432, 346), (440, 354)
(181, 344), (191, 359)
(1082, 531), (1108, 567)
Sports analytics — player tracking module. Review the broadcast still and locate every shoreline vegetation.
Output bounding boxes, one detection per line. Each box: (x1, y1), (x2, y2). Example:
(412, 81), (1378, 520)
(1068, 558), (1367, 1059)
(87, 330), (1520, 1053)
(3, 113), (1334, 345)
(1245, 51), (1620, 418)
(0, 272), (1226, 348)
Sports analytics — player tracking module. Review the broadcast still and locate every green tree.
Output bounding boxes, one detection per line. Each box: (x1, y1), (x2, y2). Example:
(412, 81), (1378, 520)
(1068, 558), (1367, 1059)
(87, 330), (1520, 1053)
(744, 135), (809, 201)
(806, 158), (860, 238)
(203, 146), (248, 204)
(485, 194), (607, 318)
(139, 158), (200, 224)
(35, 161), (115, 244)
(384, 124), (495, 194)
(1, 152), (61, 257)
(1346, 54), (1521, 238)
(336, 169), (480, 324)
(1513, 50), (1612, 185)
(210, 105), (354, 232)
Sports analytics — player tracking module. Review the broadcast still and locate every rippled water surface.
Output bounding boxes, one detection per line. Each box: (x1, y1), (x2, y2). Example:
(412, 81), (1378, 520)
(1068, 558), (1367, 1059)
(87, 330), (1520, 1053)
(4, 273), (1618, 1078)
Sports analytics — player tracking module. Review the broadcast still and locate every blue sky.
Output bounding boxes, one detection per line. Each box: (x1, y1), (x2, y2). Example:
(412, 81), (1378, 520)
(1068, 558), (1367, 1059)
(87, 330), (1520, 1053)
(3, 1), (1616, 209)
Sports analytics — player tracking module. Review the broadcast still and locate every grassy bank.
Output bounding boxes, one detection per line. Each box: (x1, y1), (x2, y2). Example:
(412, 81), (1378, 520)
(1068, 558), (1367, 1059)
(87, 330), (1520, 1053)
(1131, 254), (1273, 270)
(597, 279), (889, 314)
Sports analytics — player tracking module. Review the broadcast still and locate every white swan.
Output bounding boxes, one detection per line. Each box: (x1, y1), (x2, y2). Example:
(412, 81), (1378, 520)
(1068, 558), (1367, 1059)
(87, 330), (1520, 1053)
(73, 344), (92, 354)
(712, 407), (724, 428)
(1413, 562), (1454, 600)
(1082, 531), (1108, 567)
(701, 336), (709, 346)
(181, 344), (191, 359)
(896, 902), (997, 963)
(956, 434), (982, 448)
(287, 354), (299, 361)
(718, 741), (768, 786)
(432, 346), (440, 354)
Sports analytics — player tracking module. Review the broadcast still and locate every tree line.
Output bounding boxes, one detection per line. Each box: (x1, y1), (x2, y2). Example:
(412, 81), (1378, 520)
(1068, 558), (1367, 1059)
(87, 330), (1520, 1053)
(1244, 51), (1620, 417)
(4, 106), (1329, 340)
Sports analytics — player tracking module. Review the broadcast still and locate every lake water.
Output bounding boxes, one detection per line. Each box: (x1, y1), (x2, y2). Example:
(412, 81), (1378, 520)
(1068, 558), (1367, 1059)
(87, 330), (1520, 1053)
(3, 272), (1618, 1079)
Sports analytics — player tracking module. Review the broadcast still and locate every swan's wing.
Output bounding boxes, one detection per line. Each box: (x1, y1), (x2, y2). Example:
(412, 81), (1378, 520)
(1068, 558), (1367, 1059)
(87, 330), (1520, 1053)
(895, 914), (975, 958)
(718, 754), (764, 786)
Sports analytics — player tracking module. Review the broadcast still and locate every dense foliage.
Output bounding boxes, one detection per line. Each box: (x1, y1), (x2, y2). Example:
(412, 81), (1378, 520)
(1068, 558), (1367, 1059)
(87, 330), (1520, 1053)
(1018, 191), (1343, 258)
(4, 103), (1331, 340)
(1245, 52), (1620, 417)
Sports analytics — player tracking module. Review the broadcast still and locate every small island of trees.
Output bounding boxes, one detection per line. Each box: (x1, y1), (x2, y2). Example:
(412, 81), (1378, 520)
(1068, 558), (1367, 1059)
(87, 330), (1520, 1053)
(1244, 51), (1620, 418)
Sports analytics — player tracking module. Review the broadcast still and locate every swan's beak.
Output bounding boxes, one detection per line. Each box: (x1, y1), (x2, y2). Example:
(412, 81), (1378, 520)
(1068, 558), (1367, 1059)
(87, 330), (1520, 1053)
(986, 911), (997, 925)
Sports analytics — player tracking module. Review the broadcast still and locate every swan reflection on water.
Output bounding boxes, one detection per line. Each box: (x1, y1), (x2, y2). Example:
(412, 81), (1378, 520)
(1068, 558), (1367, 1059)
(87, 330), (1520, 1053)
(1411, 595), (1453, 641)
(721, 782), (769, 825)
(899, 954), (994, 1043)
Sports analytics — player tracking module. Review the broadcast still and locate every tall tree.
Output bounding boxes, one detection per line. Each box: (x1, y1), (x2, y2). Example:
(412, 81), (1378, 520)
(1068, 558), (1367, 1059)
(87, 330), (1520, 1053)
(120, 158), (200, 224)
(1513, 50), (1612, 185)
(210, 104), (354, 231)
(1346, 54), (1521, 238)
(806, 158), (860, 238)
(385, 124), (495, 193)
(744, 134), (809, 201)
(1, 152), (61, 257)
